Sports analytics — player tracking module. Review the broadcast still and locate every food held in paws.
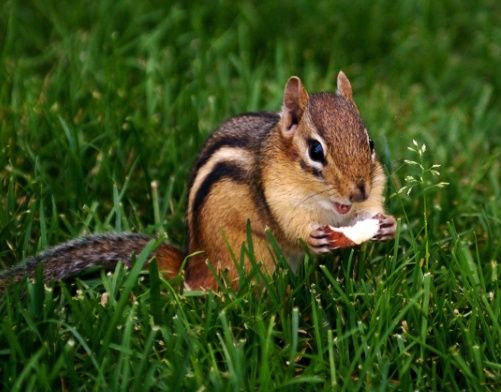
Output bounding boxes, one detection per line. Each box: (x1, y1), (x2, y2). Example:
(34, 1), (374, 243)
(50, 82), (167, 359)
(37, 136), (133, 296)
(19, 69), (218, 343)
(329, 219), (380, 245)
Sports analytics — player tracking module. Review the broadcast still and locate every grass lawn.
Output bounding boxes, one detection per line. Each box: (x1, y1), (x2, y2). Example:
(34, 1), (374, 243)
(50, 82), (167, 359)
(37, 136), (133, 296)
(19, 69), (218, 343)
(1, 0), (500, 390)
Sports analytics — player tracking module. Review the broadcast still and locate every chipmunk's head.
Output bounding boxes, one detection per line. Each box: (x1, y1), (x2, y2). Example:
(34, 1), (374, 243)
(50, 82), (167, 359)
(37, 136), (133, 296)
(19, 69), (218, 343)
(278, 72), (380, 217)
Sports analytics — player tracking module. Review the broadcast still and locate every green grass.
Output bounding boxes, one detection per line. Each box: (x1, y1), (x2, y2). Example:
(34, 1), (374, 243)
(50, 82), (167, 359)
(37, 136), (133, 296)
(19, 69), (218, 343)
(1, 0), (500, 390)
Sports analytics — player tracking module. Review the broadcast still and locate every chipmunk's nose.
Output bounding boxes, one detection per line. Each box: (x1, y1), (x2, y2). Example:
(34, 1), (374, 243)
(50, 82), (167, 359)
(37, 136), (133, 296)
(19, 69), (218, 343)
(349, 182), (368, 203)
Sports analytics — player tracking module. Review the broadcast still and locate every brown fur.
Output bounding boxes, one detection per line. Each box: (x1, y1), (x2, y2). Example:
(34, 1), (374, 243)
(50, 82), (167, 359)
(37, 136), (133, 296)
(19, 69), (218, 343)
(155, 245), (184, 279)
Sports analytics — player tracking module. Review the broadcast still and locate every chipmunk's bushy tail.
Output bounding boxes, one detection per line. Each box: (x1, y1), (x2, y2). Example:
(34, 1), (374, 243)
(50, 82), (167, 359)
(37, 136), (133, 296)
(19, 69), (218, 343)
(0, 233), (184, 289)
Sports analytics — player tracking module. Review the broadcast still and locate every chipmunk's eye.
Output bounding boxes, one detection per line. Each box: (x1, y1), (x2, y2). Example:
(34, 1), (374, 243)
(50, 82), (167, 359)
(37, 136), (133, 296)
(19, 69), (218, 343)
(308, 139), (325, 163)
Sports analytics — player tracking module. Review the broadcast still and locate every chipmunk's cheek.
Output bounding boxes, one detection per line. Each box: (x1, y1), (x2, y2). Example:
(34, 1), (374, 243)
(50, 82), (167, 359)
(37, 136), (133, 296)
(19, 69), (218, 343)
(318, 199), (334, 212)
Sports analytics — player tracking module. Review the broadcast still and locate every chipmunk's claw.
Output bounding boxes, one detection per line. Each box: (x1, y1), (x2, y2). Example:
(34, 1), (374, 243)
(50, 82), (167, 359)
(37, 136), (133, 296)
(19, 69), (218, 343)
(308, 226), (334, 254)
(372, 213), (397, 241)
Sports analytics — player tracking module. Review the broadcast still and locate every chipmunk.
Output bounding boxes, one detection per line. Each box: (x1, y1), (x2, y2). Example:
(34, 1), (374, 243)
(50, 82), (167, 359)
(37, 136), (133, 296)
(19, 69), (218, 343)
(0, 72), (396, 290)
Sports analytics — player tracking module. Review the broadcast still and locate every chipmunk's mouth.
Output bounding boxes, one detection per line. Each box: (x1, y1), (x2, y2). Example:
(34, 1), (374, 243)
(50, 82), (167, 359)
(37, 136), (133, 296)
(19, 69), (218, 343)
(333, 202), (352, 215)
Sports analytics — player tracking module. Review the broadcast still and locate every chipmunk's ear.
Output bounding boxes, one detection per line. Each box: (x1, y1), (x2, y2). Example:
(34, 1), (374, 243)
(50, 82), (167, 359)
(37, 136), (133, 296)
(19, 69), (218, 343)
(280, 76), (309, 138)
(336, 71), (354, 103)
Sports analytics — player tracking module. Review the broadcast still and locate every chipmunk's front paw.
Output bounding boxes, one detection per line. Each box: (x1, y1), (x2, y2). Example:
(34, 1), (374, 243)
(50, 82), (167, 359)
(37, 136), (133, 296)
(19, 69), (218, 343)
(308, 225), (356, 254)
(372, 213), (397, 241)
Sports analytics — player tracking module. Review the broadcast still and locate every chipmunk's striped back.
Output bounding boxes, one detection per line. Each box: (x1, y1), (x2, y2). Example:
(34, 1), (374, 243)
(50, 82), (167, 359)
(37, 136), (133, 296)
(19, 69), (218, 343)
(187, 112), (279, 243)
(184, 112), (281, 287)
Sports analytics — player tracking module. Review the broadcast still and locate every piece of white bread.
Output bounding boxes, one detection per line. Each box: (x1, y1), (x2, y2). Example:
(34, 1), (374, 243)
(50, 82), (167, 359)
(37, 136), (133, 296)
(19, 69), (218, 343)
(330, 218), (379, 245)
